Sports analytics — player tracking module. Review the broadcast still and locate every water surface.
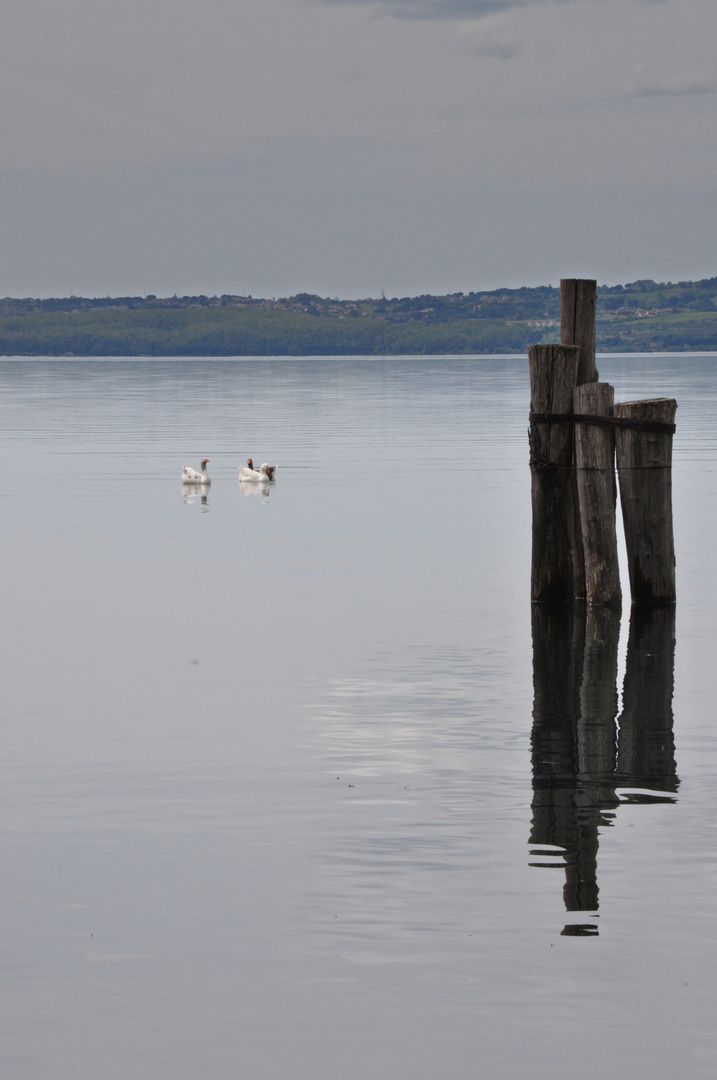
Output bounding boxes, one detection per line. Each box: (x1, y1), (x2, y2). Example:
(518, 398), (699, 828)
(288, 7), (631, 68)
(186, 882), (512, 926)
(0, 355), (715, 1079)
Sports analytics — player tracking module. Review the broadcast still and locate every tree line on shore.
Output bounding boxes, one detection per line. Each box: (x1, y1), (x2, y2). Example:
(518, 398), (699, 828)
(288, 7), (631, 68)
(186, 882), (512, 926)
(1, 277), (716, 355)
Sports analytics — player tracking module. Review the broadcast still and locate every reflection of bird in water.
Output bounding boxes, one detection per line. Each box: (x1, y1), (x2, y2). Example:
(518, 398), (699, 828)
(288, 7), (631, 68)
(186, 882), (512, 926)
(239, 479), (270, 498)
(183, 491), (210, 512)
(239, 458), (276, 481)
(182, 458), (211, 484)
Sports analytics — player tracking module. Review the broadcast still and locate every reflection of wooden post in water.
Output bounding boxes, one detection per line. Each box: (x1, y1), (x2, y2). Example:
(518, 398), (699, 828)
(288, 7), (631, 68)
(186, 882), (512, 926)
(578, 609), (621, 785)
(569, 607), (620, 916)
(530, 606), (584, 901)
(530, 604), (679, 931)
(615, 398), (677, 604)
(530, 606), (620, 931)
(530, 606), (584, 785)
(528, 344), (585, 602)
(617, 607), (679, 794)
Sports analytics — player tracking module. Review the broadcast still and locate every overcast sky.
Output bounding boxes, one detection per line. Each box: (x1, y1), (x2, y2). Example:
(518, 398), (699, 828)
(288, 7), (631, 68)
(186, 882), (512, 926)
(0, 0), (715, 297)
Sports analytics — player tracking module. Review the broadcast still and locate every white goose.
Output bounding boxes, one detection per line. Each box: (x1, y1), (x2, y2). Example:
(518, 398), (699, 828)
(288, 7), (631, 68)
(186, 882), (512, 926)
(182, 458), (211, 485)
(239, 458), (276, 481)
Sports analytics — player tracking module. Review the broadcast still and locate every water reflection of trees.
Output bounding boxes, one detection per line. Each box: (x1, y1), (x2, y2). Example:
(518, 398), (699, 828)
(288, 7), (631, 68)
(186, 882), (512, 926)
(530, 606), (678, 935)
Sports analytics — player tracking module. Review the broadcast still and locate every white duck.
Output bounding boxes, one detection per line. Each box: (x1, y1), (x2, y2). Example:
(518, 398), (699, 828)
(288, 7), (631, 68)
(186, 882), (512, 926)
(239, 457), (276, 481)
(182, 458), (211, 485)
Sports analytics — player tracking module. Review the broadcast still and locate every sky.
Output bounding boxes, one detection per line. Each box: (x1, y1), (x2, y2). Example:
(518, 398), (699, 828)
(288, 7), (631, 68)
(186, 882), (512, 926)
(0, 0), (715, 298)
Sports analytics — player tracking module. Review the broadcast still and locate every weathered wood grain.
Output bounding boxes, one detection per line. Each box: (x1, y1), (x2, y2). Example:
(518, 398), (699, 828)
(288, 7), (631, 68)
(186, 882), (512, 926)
(615, 397), (676, 604)
(561, 279), (598, 386)
(574, 382), (621, 607)
(529, 344), (585, 602)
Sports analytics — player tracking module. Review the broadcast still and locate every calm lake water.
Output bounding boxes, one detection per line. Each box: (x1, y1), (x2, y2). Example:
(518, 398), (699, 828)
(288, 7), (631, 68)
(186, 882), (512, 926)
(0, 354), (715, 1079)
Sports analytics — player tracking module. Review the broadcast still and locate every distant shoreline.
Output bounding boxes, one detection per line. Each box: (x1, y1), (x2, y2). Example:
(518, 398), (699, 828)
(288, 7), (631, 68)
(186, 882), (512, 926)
(2, 277), (716, 355)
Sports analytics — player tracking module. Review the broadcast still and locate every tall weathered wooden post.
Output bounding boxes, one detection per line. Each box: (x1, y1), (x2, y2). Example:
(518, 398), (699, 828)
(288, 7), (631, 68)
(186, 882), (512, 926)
(615, 398), (677, 604)
(529, 281), (601, 604)
(528, 344), (585, 602)
(573, 382), (622, 607)
(530, 278), (676, 607)
(561, 279), (598, 385)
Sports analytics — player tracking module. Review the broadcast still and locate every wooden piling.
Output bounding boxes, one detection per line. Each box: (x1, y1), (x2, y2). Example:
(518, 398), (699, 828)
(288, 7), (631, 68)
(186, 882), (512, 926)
(573, 382), (621, 608)
(615, 398), (677, 604)
(529, 344), (585, 603)
(561, 279), (598, 386)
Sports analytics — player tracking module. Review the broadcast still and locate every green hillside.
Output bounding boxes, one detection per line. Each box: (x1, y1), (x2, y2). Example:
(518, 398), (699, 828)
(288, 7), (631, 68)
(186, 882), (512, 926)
(1, 277), (716, 355)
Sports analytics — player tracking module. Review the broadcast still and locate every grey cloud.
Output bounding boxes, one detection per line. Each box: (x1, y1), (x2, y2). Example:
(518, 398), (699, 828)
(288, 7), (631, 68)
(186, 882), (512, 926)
(324, 0), (539, 20)
(464, 34), (520, 58)
(630, 71), (715, 97)
(14, 54), (153, 107)
(322, 0), (668, 21)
